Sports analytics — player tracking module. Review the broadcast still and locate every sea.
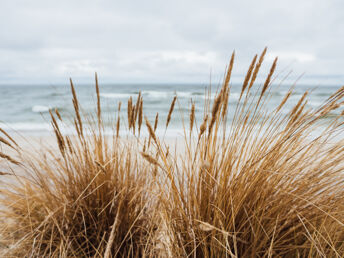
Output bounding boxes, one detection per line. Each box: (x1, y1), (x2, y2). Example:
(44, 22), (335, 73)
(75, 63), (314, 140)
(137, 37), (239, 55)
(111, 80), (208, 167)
(0, 82), (343, 137)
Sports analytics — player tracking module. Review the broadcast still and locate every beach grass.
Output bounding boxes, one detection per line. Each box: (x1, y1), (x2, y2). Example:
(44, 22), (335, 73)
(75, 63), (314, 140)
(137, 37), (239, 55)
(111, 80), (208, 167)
(1, 49), (344, 257)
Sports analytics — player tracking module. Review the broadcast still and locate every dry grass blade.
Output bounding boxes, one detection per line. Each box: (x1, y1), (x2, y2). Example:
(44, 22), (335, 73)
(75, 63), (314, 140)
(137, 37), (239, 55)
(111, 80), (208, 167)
(138, 98), (143, 135)
(166, 96), (177, 129)
(116, 102), (121, 138)
(70, 78), (83, 137)
(224, 51), (235, 89)
(95, 160), (107, 173)
(258, 57), (278, 104)
(0, 136), (15, 150)
(127, 96), (133, 129)
(142, 139), (146, 152)
(198, 221), (216, 232)
(154, 113), (159, 132)
(221, 87), (231, 121)
(248, 47), (267, 91)
(65, 136), (74, 154)
(0, 171), (12, 176)
(134, 92), (142, 123)
(220, 52), (235, 120)
(0, 152), (20, 165)
(208, 92), (222, 135)
(95, 72), (102, 132)
(190, 102), (195, 136)
(0, 128), (18, 147)
(240, 54), (257, 99)
(198, 114), (208, 142)
(131, 104), (136, 133)
(55, 108), (63, 121)
(141, 152), (160, 167)
(50, 110), (65, 155)
(104, 204), (121, 258)
(276, 90), (292, 113)
(145, 116), (158, 145)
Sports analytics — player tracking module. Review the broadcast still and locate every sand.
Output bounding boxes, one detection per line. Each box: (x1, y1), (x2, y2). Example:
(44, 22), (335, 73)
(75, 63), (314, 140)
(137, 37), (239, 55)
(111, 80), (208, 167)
(0, 133), (187, 176)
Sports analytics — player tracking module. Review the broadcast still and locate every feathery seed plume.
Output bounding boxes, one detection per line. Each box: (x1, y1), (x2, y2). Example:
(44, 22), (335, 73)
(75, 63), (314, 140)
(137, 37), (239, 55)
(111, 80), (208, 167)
(166, 96), (177, 128)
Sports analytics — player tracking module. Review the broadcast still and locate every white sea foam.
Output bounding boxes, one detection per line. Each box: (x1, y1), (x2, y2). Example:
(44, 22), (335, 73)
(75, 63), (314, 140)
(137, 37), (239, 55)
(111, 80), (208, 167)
(101, 91), (194, 99)
(144, 91), (194, 98)
(99, 93), (133, 99)
(32, 105), (51, 113)
(201, 93), (217, 99)
(143, 91), (169, 98)
(176, 91), (193, 98)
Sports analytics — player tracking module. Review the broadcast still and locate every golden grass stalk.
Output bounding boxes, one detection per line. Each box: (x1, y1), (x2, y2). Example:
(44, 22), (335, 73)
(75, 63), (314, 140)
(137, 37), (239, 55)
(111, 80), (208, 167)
(276, 89), (292, 113)
(0, 152), (20, 165)
(138, 98), (143, 135)
(198, 114), (208, 141)
(145, 116), (158, 146)
(166, 96), (177, 129)
(190, 101), (195, 137)
(0, 171), (11, 176)
(65, 136), (74, 154)
(217, 54), (235, 124)
(141, 152), (160, 167)
(154, 113), (159, 132)
(95, 72), (101, 126)
(0, 136), (15, 150)
(134, 92), (142, 123)
(54, 108), (63, 121)
(248, 47), (267, 92)
(103, 203), (121, 258)
(116, 102), (121, 138)
(208, 92), (223, 135)
(223, 51), (235, 91)
(131, 103), (136, 134)
(70, 78), (83, 137)
(127, 96), (133, 130)
(50, 110), (65, 156)
(257, 57), (278, 104)
(240, 54), (257, 99)
(0, 128), (18, 147)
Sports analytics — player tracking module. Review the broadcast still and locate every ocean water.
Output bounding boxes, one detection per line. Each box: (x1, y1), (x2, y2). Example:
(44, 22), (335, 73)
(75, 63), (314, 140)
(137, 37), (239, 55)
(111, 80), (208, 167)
(0, 83), (342, 137)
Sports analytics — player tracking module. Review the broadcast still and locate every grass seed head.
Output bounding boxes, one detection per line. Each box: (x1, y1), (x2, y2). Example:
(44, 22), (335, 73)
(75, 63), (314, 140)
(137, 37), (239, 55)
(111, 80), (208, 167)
(166, 96), (177, 128)
(190, 102), (195, 134)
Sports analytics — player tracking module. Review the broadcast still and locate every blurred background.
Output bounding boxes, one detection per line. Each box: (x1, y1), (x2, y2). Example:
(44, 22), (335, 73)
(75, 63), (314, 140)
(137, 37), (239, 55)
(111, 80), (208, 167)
(0, 0), (343, 84)
(0, 0), (343, 135)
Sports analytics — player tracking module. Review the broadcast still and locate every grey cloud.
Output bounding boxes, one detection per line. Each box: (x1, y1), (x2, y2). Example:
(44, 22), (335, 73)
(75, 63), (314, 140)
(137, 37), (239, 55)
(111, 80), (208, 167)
(0, 0), (343, 84)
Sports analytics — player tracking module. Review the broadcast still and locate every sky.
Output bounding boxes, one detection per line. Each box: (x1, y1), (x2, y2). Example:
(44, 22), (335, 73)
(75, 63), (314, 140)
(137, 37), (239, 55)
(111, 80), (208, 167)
(0, 0), (343, 85)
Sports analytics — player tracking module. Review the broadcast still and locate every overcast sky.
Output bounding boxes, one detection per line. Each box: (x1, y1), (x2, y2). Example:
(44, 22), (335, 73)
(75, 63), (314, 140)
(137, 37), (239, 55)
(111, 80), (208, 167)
(0, 0), (343, 85)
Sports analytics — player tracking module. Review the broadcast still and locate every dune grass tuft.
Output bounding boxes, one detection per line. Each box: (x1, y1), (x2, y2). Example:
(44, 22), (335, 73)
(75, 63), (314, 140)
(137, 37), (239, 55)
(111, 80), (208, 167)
(0, 83), (158, 257)
(1, 49), (344, 257)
